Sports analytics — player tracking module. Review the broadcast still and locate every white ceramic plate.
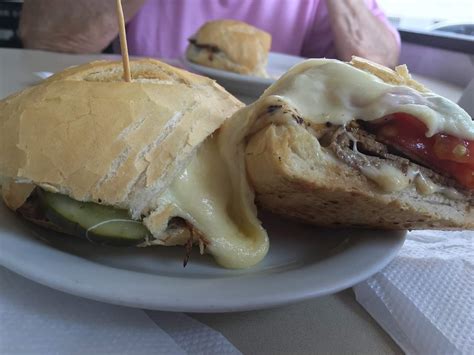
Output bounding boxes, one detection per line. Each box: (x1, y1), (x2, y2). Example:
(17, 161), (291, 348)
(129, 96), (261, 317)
(183, 52), (304, 98)
(0, 202), (405, 312)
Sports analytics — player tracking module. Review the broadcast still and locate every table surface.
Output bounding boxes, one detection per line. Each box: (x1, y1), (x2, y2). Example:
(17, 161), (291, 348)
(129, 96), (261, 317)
(0, 48), (465, 355)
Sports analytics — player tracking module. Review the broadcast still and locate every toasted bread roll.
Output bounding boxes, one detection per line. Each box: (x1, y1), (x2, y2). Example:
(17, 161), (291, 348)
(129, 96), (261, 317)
(0, 59), (269, 268)
(186, 19), (271, 77)
(228, 57), (474, 229)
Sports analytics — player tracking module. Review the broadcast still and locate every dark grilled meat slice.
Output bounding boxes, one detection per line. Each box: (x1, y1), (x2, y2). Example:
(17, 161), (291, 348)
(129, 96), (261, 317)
(323, 123), (472, 199)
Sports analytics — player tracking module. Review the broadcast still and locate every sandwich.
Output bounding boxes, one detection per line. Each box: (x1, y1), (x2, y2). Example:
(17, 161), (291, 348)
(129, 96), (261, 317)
(0, 59), (269, 269)
(186, 19), (271, 78)
(225, 57), (474, 229)
(2, 56), (471, 272)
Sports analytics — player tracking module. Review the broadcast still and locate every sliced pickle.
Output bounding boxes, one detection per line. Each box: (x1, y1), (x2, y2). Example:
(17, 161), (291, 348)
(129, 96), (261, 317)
(38, 189), (150, 246)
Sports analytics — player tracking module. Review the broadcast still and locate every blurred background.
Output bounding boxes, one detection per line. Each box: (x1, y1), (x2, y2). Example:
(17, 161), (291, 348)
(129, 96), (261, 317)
(0, 0), (473, 86)
(379, 0), (473, 35)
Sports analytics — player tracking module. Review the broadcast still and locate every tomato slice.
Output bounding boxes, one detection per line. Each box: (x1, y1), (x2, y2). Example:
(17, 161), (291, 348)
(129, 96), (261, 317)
(370, 113), (474, 189)
(433, 134), (474, 165)
(438, 161), (474, 189)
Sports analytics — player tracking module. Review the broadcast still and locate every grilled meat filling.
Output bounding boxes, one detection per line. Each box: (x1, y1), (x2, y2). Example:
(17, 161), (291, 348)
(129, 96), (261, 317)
(319, 122), (472, 200)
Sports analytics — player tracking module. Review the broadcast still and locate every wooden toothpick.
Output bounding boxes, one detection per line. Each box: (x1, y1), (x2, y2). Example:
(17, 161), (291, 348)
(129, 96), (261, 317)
(116, 0), (131, 82)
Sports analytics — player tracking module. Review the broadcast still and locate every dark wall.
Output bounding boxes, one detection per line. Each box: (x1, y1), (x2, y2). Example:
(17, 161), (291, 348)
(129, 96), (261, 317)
(0, 1), (22, 48)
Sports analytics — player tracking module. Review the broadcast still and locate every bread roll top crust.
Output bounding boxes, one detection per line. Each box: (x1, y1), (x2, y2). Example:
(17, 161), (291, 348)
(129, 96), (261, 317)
(0, 59), (243, 217)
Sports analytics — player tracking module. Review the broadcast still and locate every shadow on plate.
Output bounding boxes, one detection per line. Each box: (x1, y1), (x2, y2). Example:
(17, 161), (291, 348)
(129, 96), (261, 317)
(10, 207), (403, 278)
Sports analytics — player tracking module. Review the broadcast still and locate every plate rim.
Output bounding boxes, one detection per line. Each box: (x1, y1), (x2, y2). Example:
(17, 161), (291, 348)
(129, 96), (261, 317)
(0, 205), (405, 313)
(183, 57), (273, 86)
(182, 51), (305, 85)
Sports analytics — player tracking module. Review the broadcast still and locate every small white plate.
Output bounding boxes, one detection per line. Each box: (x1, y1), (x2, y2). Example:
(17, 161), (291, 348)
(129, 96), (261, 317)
(0, 202), (405, 312)
(183, 52), (304, 98)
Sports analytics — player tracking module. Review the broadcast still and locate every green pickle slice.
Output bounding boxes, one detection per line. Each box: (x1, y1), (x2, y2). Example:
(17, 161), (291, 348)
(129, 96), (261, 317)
(38, 189), (150, 246)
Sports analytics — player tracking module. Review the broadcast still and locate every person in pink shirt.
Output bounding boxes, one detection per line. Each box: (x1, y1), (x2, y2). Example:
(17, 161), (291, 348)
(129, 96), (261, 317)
(19, 0), (400, 67)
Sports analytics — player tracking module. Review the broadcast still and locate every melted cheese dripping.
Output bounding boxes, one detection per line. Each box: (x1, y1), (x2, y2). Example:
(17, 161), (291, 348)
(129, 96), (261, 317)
(148, 59), (472, 267)
(160, 136), (268, 269)
(263, 59), (474, 140)
(360, 164), (410, 193)
(358, 163), (466, 199)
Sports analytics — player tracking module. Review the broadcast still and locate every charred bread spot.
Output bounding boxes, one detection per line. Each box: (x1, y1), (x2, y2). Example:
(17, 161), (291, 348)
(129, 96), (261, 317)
(267, 105), (282, 114)
(292, 113), (304, 125)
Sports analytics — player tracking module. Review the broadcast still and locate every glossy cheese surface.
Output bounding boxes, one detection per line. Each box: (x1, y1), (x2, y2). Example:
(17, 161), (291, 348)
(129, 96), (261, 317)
(161, 137), (269, 269)
(264, 59), (474, 140)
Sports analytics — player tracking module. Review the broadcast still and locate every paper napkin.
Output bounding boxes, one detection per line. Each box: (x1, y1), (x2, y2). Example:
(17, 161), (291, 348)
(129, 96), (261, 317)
(354, 230), (474, 354)
(0, 267), (240, 355)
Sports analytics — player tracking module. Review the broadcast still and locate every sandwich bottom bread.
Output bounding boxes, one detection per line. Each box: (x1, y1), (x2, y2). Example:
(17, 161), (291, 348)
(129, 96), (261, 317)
(222, 57), (474, 229)
(0, 59), (269, 269)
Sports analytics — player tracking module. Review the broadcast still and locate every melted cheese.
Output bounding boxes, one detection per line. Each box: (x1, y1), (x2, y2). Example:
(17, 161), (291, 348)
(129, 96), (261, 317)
(160, 136), (269, 269)
(146, 59), (472, 268)
(263, 59), (474, 140)
(360, 164), (410, 192)
(155, 59), (472, 268)
(359, 162), (465, 200)
(414, 174), (465, 200)
(414, 173), (438, 195)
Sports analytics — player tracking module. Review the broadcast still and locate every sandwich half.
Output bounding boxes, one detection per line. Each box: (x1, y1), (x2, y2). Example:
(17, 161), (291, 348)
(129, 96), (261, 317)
(186, 19), (271, 77)
(225, 57), (474, 229)
(0, 59), (269, 268)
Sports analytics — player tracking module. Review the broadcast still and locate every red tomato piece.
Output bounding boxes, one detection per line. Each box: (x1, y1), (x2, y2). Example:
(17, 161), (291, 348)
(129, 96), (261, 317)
(370, 113), (474, 189)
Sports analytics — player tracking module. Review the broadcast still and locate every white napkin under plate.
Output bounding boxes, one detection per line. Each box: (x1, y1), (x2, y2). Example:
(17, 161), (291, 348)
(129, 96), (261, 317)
(354, 230), (474, 354)
(0, 267), (240, 355)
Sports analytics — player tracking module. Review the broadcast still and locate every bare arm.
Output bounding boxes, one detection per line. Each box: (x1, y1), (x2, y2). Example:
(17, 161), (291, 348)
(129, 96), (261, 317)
(19, 0), (146, 53)
(326, 0), (399, 67)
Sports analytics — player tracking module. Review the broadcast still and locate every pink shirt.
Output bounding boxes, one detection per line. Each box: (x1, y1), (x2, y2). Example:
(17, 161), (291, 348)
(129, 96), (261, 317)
(126, 0), (399, 59)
